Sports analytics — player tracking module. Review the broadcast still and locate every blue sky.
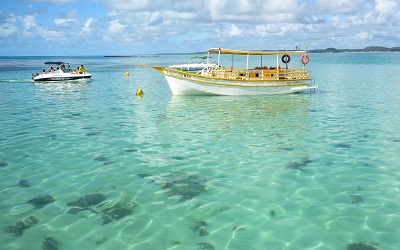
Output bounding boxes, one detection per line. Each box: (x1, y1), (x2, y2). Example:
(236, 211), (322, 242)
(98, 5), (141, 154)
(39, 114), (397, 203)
(1, 0), (399, 56)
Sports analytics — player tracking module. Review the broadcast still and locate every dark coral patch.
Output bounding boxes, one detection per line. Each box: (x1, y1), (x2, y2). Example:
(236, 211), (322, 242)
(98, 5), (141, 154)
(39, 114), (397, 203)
(286, 156), (312, 171)
(86, 132), (102, 136)
(190, 221), (207, 232)
(67, 193), (106, 208)
(17, 179), (30, 187)
(101, 202), (138, 225)
(3, 216), (39, 237)
(349, 194), (364, 204)
(171, 156), (185, 160)
(197, 242), (215, 250)
(27, 194), (54, 209)
(137, 173), (151, 179)
(335, 143), (352, 148)
(124, 148), (138, 152)
(41, 236), (60, 250)
(0, 162), (9, 167)
(347, 242), (378, 250)
(94, 156), (108, 162)
(163, 175), (206, 201)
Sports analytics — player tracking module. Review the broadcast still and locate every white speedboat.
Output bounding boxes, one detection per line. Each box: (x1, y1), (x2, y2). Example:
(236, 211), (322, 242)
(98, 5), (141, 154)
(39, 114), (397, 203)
(153, 48), (317, 96)
(168, 55), (218, 72)
(32, 62), (92, 82)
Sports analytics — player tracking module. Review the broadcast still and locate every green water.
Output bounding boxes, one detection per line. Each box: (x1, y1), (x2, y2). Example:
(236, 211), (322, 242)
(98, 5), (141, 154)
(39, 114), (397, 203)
(1, 53), (400, 249)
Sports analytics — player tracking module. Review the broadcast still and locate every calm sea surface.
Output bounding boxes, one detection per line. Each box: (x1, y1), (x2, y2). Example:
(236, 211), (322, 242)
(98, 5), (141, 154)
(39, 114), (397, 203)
(1, 53), (400, 250)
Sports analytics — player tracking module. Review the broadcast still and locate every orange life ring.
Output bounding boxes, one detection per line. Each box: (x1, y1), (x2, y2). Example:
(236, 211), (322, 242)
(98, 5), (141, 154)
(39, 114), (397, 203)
(281, 54), (290, 64)
(300, 54), (310, 65)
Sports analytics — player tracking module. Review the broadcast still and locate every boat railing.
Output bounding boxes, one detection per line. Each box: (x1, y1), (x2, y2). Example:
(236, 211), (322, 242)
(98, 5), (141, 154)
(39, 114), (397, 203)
(204, 67), (310, 80)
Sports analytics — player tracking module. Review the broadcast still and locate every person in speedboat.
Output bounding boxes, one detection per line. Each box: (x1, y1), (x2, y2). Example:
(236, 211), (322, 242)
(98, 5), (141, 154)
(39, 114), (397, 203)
(77, 65), (86, 74)
(49, 67), (55, 73)
(42, 69), (46, 74)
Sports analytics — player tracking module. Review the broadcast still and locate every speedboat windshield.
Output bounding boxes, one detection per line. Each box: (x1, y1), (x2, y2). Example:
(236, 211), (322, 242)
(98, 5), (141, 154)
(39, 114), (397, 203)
(44, 61), (64, 66)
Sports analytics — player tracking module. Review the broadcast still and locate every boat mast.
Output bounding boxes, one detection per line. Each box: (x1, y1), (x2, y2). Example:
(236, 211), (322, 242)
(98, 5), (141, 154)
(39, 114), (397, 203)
(218, 49), (221, 66)
(246, 53), (249, 70)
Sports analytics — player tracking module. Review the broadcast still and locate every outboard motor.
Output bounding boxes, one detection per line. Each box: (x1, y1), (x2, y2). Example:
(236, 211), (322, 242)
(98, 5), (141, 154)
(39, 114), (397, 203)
(32, 73), (39, 80)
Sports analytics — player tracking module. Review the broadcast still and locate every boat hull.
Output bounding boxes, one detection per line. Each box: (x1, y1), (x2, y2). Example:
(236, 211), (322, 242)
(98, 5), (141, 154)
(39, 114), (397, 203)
(162, 71), (315, 96)
(33, 73), (92, 82)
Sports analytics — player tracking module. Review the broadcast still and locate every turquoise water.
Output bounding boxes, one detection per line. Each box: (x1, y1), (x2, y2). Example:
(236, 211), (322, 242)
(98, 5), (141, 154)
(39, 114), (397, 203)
(1, 53), (400, 250)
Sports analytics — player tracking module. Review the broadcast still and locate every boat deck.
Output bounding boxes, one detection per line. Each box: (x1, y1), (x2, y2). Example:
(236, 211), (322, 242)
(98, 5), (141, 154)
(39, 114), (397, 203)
(201, 67), (311, 81)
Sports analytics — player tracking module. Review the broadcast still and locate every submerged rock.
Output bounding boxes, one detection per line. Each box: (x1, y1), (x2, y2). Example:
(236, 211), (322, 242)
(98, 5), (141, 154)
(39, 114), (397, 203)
(171, 240), (181, 245)
(286, 156), (312, 171)
(190, 221), (209, 236)
(95, 236), (108, 245)
(86, 132), (102, 136)
(66, 207), (99, 215)
(0, 162), (9, 167)
(101, 201), (138, 225)
(335, 143), (352, 148)
(17, 179), (30, 187)
(347, 242), (378, 250)
(190, 221), (207, 232)
(27, 194), (55, 209)
(41, 236), (60, 250)
(66, 207), (85, 215)
(349, 194), (364, 204)
(171, 156), (185, 160)
(94, 156), (108, 162)
(199, 227), (209, 236)
(3, 216), (39, 237)
(67, 193), (106, 208)
(197, 242), (215, 250)
(124, 148), (138, 152)
(137, 173), (151, 179)
(163, 175), (206, 201)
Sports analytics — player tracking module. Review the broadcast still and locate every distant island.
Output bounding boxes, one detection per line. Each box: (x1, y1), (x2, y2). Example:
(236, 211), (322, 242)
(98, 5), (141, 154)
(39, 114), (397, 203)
(309, 46), (400, 53)
(104, 55), (159, 57)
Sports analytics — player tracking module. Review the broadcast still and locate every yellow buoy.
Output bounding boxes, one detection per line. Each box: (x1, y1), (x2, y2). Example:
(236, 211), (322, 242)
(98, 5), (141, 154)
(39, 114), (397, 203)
(125, 72), (129, 76)
(136, 88), (144, 96)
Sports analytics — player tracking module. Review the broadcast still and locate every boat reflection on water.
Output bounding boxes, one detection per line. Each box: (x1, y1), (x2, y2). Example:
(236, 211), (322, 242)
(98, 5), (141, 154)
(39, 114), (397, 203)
(161, 94), (313, 148)
(32, 79), (91, 103)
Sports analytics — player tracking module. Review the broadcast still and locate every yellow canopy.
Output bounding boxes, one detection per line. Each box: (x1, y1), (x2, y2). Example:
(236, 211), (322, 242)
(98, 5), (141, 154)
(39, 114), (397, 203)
(207, 48), (307, 55)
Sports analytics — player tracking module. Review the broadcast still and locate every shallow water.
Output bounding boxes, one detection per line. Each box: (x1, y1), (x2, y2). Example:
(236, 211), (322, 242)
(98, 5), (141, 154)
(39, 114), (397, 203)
(1, 53), (400, 249)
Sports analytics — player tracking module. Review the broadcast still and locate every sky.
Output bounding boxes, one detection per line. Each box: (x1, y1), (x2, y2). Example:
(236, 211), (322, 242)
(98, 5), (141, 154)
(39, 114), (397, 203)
(0, 0), (399, 56)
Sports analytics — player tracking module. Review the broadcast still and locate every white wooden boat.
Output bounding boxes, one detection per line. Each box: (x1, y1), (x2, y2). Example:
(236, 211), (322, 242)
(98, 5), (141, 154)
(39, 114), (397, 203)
(153, 48), (317, 96)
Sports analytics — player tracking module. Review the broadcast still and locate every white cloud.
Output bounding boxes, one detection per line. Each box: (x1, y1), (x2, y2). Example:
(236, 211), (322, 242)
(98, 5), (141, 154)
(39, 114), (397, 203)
(2, 0), (400, 55)
(356, 32), (372, 40)
(315, 0), (366, 14)
(83, 17), (94, 32)
(0, 14), (18, 38)
(54, 18), (75, 26)
(228, 24), (241, 37)
(20, 15), (37, 32)
(108, 20), (124, 33)
(375, 0), (399, 24)
(214, 24), (242, 38)
(107, 10), (119, 17)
